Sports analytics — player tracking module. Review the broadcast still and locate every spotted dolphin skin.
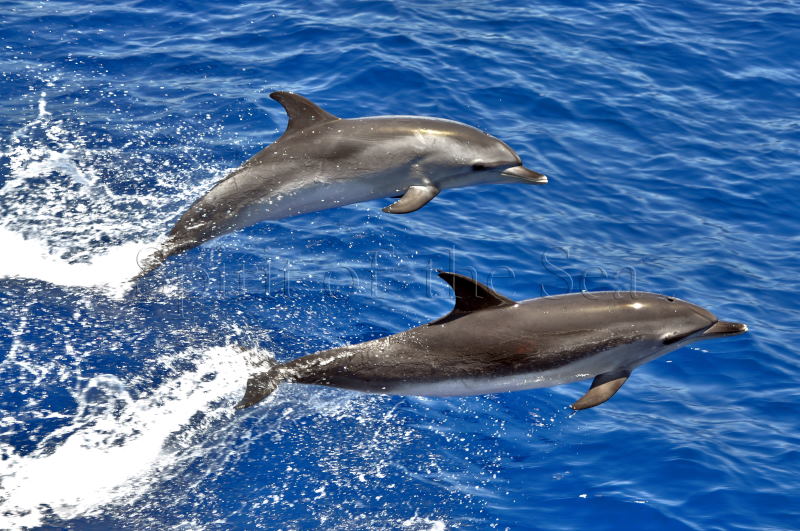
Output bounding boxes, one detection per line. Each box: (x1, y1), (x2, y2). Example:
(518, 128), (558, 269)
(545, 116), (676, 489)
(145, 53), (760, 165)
(237, 272), (747, 411)
(136, 93), (547, 278)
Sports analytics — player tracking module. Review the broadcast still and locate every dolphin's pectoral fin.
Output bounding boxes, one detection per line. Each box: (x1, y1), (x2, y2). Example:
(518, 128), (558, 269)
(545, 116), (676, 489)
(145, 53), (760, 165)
(429, 271), (517, 325)
(571, 369), (631, 410)
(382, 185), (440, 214)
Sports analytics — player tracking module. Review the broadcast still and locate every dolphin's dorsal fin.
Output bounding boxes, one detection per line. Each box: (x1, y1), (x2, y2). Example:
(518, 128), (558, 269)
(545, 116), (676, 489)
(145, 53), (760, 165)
(430, 271), (516, 325)
(270, 91), (339, 135)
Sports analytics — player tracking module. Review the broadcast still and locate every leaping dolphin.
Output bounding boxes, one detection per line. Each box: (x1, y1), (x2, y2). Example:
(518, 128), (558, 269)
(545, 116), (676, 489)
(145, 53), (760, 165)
(136, 93), (548, 278)
(236, 272), (747, 411)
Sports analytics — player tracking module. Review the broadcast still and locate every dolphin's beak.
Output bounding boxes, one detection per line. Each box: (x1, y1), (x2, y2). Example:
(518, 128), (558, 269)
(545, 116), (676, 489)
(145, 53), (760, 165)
(701, 320), (748, 339)
(501, 165), (548, 184)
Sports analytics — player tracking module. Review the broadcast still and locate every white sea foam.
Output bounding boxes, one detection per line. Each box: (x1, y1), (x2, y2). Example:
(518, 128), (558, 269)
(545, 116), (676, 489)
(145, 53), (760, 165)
(0, 346), (248, 529)
(0, 226), (160, 295)
(400, 515), (448, 530)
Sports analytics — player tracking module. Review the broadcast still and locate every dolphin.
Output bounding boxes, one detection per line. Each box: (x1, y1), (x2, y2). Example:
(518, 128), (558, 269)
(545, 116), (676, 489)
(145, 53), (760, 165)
(135, 92), (547, 278)
(236, 272), (747, 411)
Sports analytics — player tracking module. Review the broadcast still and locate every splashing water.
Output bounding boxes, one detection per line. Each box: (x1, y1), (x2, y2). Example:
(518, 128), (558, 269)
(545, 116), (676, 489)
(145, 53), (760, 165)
(0, 88), (265, 527)
(0, 347), (248, 528)
(0, 90), (222, 293)
(5, 92), (97, 188)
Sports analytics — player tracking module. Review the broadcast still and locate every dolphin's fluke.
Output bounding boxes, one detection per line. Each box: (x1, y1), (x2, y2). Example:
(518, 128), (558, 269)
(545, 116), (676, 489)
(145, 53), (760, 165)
(130, 236), (202, 282)
(236, 350), (284, 410)
(131, 247), (168, 282)
(571, 369), (631, 410)
(236, 370), (281, 410)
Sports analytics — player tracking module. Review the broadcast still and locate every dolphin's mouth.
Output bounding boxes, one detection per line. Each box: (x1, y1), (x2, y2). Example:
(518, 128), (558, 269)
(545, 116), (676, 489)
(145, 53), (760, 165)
(701, 320), (748, 339)
(501, 165), (548, 184)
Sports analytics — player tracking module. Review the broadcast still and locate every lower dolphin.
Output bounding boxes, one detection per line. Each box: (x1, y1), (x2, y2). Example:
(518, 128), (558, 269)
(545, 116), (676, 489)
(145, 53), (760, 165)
(237, 272), (747, 411)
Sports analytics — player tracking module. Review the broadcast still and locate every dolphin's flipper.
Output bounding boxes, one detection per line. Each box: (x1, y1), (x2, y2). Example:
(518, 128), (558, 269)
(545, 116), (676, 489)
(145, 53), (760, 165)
(571, 369), (631, 410)
(382, 185), (440, 214)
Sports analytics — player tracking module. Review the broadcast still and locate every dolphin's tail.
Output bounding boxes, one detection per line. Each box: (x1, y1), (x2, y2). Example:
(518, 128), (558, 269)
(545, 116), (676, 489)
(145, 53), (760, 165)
(131, 247), (169, 282)
(130, 237), (198, 282)
(236, 352), (283, 410)
(236, 371), (280, 409)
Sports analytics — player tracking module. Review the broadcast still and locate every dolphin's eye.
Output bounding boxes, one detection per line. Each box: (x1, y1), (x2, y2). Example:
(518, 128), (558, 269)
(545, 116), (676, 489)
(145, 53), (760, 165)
(472, 163), (488, 171)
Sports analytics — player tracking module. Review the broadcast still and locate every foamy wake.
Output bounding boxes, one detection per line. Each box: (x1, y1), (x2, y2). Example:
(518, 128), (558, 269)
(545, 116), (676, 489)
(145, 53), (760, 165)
(0, 226), (162, 296)
(0, 346), (248, 529)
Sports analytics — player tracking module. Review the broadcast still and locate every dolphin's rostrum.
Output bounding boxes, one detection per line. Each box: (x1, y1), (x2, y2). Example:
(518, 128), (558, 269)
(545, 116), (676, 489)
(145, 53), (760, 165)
(136, 93), (547, 278)
(237, 272), (747, 411)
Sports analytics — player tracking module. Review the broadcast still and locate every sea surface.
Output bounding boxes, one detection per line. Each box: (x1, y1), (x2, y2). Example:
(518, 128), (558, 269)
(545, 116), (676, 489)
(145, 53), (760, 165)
(1, 1), (798, 529)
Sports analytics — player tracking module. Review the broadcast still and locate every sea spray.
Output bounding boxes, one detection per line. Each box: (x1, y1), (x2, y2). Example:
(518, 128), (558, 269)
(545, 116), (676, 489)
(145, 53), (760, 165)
(0, 346), (248, 528)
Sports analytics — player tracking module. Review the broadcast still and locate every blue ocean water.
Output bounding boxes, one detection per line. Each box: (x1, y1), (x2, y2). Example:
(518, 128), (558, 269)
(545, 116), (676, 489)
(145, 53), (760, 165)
(1, 0), (798, 528)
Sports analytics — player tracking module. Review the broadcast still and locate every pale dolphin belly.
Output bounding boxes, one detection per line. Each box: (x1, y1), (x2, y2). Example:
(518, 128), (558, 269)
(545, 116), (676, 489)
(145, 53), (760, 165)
(390, 366), (588, 397)
(237, 171), (410, 224)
